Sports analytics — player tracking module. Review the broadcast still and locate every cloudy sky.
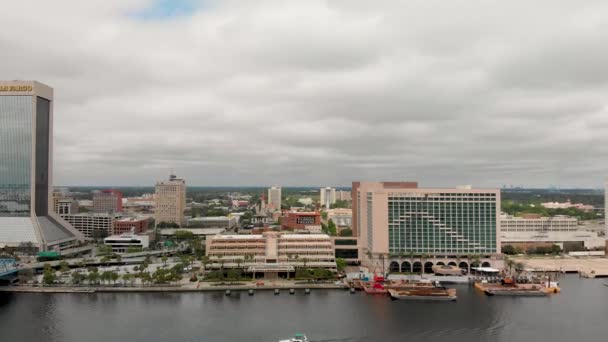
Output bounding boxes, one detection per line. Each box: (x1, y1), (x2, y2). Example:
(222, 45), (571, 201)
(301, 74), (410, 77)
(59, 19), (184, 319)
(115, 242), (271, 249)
(2, 0), (608, 188)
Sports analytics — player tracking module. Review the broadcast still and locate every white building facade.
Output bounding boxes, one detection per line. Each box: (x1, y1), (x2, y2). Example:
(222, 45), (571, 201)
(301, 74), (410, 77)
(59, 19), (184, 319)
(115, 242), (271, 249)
(320, 187), (336, 208)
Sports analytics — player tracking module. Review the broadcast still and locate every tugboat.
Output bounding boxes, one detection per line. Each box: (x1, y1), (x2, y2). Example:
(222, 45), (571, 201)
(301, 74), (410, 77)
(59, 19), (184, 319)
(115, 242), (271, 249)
(279, 333), (308, 342)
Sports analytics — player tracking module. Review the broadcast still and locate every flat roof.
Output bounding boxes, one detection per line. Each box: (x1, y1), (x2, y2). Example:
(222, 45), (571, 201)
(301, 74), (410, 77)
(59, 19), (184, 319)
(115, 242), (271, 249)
(161, 228), (225, 236)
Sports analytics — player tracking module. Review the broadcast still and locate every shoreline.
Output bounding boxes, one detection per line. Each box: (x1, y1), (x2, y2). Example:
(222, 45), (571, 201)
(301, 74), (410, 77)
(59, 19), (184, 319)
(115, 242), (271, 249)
(0, 283), (348, 294)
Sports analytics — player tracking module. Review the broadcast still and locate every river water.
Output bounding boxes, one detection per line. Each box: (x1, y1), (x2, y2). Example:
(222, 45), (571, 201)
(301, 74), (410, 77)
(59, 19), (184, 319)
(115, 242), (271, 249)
(0, 275), (606, 342)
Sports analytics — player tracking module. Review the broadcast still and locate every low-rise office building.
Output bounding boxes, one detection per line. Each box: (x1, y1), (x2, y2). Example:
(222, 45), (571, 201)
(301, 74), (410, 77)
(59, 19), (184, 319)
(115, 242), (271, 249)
(500, 214), (605, 250)
(113, 217), (149, 235)
(281, 211), (321, 230)
(104, 233), (149, 253)
(61, 213), (117, 239)
(188, 216), (236, 229)
(326, 208), (352, 232)
(205, 232), (336, 277)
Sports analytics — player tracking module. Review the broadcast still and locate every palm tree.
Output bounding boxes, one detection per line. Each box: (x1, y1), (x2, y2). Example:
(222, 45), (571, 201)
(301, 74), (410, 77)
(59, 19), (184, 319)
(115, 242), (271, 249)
(200, 256), (210, 274)
(505, 258), (515, 275)
(515, 262), (525, 275)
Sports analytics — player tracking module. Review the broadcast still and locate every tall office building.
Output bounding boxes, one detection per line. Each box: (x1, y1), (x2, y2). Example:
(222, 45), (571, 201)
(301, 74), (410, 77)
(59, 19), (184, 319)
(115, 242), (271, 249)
(93, 189), (123, 213)
(267, 186), (282, 211)
(155, 174), (186, 226)
(320, 187), (336, 208)
(353, 181), (500, 270)
(0, 81), (84, 251)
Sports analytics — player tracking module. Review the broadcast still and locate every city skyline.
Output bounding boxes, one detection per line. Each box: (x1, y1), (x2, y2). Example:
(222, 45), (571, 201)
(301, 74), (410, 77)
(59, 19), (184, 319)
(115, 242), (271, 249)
(2, 1), (608, 188)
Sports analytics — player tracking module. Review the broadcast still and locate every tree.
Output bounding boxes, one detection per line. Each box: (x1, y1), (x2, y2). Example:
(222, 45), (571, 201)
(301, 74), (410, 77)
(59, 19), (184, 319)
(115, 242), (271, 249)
(226, 269), (239, 283)
(101, 271), (113, 285)
(174, 230), (196, 241)
(338, 228), (353, 237)
(505, 258), (515, 274)
(161, 255), (168, 265)
(157, 221), (180, 228)
(97, 245), (112, 256)
(127, 246), (143, 253)
(110, 271), (119, 285)
(71, 272), (86, 285)
(59, 261), (70, 274)
(501, 245), (516, 255)
(115, 254), (122, 263)
(18, 269), (34, 283)
(515, 262), (525, 274)
(42, 264), (56, 285)
(326, 219), (337, 236)
(330, 200), (351, 209)
(87, 270), (100, 285)
(336, 258), (347, 273)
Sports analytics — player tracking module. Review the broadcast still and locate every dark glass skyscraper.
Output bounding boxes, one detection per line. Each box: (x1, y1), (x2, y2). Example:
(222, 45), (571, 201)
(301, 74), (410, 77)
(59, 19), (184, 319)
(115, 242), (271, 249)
(0, 81), (83, 251)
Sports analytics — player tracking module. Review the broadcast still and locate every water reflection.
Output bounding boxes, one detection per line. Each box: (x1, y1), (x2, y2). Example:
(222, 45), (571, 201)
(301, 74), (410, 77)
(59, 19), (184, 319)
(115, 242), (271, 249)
(0, 276), (607, 342)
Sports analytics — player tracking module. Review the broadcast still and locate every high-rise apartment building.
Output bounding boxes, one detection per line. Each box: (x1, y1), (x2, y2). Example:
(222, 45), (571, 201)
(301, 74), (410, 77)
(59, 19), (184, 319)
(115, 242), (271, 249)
(320, 187), (336, 208)
(0, 81), (84, 251)
(155, 174), (186, 226)
(93, 189), (123, 213)
(267, 186), (282, 211)
(353, 181), (500, 272)
(336, 190), (352, 201)
(352, 182), (418, 237)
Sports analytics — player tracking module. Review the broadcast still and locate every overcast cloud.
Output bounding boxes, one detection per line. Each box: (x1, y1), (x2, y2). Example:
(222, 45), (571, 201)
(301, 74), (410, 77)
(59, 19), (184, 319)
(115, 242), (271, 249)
(2, 0), (608, 188)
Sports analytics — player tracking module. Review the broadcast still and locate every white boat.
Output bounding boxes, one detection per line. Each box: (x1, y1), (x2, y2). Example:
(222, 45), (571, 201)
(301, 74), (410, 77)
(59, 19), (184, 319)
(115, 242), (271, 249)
(279, 333), (308, 342)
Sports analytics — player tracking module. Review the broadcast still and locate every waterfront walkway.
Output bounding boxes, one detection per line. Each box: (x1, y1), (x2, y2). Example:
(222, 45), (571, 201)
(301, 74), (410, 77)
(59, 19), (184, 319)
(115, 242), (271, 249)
(0, 279), (347, 293)
(512, 256), (608, 278)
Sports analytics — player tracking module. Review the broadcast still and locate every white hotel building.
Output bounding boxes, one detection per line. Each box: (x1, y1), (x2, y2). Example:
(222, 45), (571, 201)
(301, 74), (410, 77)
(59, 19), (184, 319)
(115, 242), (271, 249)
(500, 214), (605, 250)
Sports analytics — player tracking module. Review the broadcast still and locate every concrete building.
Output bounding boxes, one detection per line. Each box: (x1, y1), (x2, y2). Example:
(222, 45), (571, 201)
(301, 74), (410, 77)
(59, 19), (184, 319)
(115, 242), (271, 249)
(113, 217), (149, 235)
(205, 232), (336, 277)
(353, 181), (501, 273)
(320, 187), (336, 208)
(267, 186), (282, 211)
(123, 194), (155, 214)
(605, 181), (608, 237)
(0, 81), (84, 251)
(281, 211), (321, 231)
(500, 214), (605, 250)
(541, 201), (594, 212)
(352, 182), (418, 237)
(187, 216), (236, 229)
(52, 191), (79, 216)
(326, 208), (352, 230)
(61, 213), (116, 239)
(336, 190), (352, 201)
(93, 189), (123, 213)
(155, 174), (186, 226)
(104, 233), (149, 253)
(160, 227), (225, 240)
